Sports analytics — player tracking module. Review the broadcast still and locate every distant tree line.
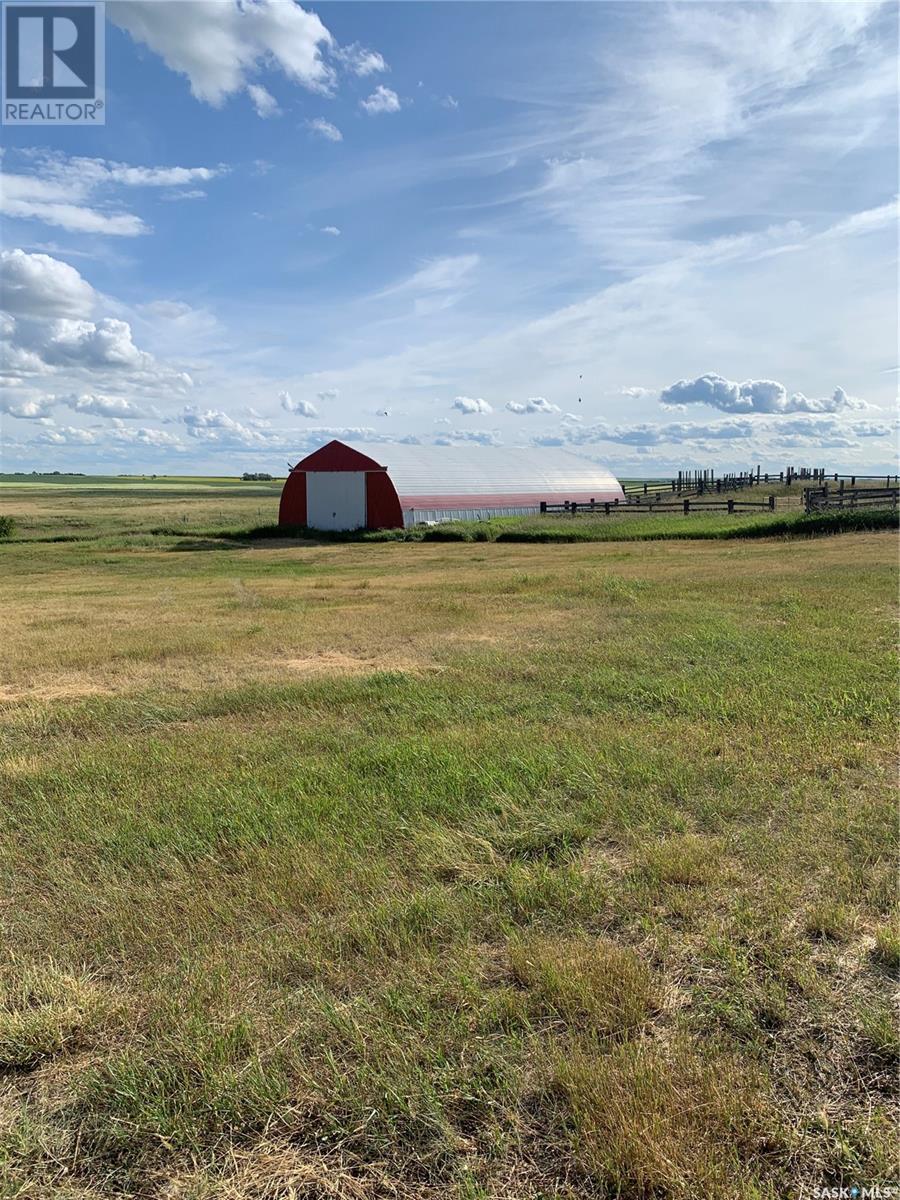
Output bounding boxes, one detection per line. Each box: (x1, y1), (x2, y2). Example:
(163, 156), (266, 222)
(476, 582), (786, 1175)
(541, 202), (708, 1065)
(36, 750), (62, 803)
(241, 472), (274, 481)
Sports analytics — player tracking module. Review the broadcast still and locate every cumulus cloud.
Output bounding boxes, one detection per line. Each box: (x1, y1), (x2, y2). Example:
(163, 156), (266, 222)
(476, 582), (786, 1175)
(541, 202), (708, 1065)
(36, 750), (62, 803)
(0, 395), (55, 419)
(182, 406), (266, 443)
(434, 429), (502, 446)
(247, 83), (281, 117)
(306, 117), (342, 141)
(620, 386), (656, 400)
(659, 373), (866, 414)
(320, 225), (341, 236)
(279, 390), (318, 418)
(335, 43), (387, 76)
(316, 388), (340, 402)
(0, 249), (96, 317)
(1, 250), (196, 400)
(42, 319), (154, 370)
(360, 85), (401, 115)
(66, 393), (148, 418)
(505, 396), (560, 415)
(109, 0), (335, 105)
(35, 423), (183, 449)
(452, 396), (492, 415)
(537, 418), (755, 447)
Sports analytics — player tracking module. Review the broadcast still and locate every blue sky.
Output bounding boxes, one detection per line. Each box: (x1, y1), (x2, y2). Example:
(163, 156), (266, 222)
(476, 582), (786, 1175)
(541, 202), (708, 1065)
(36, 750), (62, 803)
(1, 0), (897, 474)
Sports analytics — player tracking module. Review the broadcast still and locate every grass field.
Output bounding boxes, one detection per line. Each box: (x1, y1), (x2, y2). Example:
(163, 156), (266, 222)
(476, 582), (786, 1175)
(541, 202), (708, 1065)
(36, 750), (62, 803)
(0, 480), (897, 1198)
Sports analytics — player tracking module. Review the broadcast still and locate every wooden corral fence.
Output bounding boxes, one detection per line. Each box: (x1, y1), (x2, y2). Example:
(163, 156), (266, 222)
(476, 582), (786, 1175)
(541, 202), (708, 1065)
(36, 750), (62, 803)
(803, 484), (900, 514)
(540, 467), (900, 519)
(623, 467), (898, 502)
(541, 496), (778, 517)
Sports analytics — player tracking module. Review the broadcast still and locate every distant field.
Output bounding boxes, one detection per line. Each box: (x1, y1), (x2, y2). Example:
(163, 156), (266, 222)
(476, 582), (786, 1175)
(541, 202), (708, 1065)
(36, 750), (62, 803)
(3, 473), (894, 546)
(0, 481), (897, 1198)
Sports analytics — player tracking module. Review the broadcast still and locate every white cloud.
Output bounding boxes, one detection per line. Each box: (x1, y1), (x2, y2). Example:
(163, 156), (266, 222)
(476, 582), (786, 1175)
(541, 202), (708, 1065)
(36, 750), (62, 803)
(92, 161), (222, 187)
(537, 418), (756, 447)
(279, 390), (318, 418)
(360, 85), (401, 115)
(159, 189), (207, 202)
(182, 406), (266, 443)
(247, 83), (281, 118)
(335, 43), (387, 76)
(382, 254), (479, 297)
(0, 249), (96, 317)
(34, 422), (184, 449)
(306, 117), (343, 142)
(316, 388), (340, 402)
(659, 373), (867, 414)
(109, 0), (335, 105)
(66, 393), (148, 418)
(506, 396), (560, 415)
(452, 396), (492, 415)
(434, 429), (502, 446)
(1, 152), (225, 237)
(320, 225), (341, 237)
(35, 425), (98, 446)
(441, 95), (459, 110)
(0, 174), (148, 237)
(0, 395), (55, 420)
(42, 319), (153, 370)
(620, 386), (656, 401)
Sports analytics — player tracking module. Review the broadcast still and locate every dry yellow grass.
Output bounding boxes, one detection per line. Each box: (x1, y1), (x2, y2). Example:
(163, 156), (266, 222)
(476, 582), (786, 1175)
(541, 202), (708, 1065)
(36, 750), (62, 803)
(0, 486), (896, 1198)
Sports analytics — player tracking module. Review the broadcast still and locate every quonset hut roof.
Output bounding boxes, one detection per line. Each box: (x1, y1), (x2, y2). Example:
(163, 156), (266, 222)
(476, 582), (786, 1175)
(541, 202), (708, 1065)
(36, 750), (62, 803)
(340, 441), (623, 519)
(279, 439), (624, 529)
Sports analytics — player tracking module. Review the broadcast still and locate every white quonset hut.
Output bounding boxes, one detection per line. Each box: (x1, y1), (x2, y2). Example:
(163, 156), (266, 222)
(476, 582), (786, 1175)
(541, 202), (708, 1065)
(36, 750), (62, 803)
(279, 439), (624, 531)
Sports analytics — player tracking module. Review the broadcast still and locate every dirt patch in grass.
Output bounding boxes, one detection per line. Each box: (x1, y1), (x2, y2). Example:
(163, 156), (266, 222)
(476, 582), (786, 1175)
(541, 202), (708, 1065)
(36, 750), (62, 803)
(274, 651), (440, 676)
(0, 680), (113, 703)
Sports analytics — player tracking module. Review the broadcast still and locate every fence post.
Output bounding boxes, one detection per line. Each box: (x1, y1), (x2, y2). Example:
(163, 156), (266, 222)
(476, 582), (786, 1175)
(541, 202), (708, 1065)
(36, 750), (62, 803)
(571, 501), (577, 514)
(540, 501), (547, 514)
(727, 498), (734, 514)
(683, 498), (690, 515)
(768, 494), (775, 511)
(604, 502), (610, 516)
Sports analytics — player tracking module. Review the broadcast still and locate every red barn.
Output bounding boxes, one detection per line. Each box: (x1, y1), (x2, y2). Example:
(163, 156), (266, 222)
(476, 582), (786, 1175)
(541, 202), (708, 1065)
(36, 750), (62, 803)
(279, 439), (624, 531)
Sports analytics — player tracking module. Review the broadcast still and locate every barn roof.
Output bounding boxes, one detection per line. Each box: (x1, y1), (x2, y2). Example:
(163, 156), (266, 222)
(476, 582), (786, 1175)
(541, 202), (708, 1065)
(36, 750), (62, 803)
(340, 441), (622, 504)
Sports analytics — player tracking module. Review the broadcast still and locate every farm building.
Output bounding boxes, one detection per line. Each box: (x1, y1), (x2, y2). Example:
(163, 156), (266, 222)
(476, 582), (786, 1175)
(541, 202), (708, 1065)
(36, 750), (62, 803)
(278, 439), (624, 530)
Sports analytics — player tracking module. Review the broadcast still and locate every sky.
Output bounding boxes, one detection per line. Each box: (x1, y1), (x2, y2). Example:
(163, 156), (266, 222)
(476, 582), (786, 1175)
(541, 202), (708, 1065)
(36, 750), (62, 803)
(1, 0), (898, 476)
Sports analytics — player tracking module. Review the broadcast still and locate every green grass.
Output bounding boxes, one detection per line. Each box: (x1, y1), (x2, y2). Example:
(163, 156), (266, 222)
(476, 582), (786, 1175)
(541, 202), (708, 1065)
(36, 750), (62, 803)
(0, 479), (897, 1198)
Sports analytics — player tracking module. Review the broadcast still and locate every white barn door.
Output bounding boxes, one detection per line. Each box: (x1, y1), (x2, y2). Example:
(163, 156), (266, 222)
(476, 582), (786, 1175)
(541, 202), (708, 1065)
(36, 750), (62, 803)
(306, 471), (366, 531)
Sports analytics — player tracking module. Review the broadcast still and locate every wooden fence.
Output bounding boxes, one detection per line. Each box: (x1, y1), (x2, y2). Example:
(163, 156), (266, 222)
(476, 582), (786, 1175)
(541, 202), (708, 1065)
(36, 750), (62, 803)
(803, 485), (899, 513)
(540, 496), (778, 517)
(538, 466), (900, 519)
